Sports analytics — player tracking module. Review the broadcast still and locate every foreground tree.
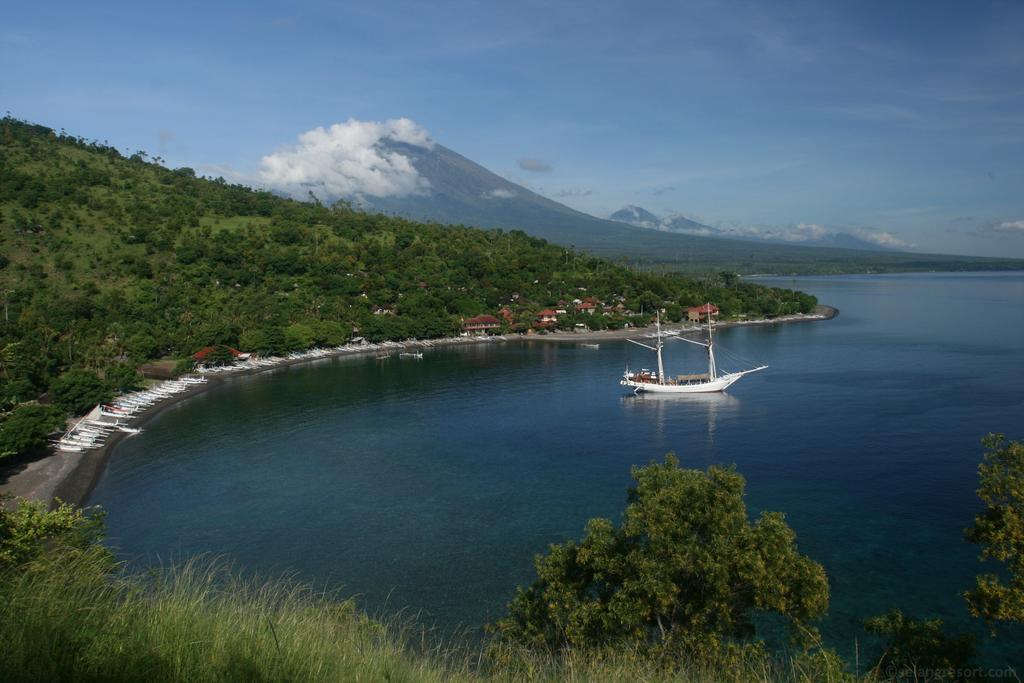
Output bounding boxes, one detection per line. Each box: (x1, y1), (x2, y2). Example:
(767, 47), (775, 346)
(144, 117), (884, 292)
(492, 455), (829, 660)
(864, 609), (975, 682)
(965, 434), (1024, 626)
(0, 496), (107, 570)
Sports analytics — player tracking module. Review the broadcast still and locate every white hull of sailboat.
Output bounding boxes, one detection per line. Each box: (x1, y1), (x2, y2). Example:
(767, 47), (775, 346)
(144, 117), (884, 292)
(620, 309), (767, 395)
(620, 367), (765, 394)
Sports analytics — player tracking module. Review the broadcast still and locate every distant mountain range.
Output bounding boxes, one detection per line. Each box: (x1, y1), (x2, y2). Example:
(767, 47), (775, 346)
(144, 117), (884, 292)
(354, 142), (902, 263)
(359, 140), (647, 252)
(609, 206), (714, 235)
(608, 205), (903, 252)
(279, 133), (1023, 275)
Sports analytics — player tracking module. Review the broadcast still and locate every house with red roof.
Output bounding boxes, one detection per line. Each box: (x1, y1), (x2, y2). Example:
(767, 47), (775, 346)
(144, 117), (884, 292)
(536, 309), (559, 324)
(687, 303), (720, 323)
(192, 346), (243, 362)
(463, 314), (501, 334)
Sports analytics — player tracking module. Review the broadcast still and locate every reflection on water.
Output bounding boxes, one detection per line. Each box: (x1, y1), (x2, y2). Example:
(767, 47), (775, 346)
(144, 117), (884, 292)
(620, 391), (742, 444)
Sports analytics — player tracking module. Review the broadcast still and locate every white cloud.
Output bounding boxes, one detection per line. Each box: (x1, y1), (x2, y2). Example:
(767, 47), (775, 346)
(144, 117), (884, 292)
(850, 227), (912, 248)
(482, 188), (516, 199)
(975, 219), (1024, 238)
(785, 223), (830, 242)
(993, 220), (1024, 233)
(258, 118), (433, 200)
(630, 212), (911, 249)
(695, 222), (830, 242)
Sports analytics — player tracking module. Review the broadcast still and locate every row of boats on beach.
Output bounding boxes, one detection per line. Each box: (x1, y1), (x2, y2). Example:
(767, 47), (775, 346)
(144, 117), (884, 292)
(54, 339), (507, 454)
(52, 375), (208, 453)
(50, 317), (786, 457)
(56, 338), (510, 454)
(195, 337), (506, 374)
(49, 312), (797, 455)
(51, 315), (788, 457)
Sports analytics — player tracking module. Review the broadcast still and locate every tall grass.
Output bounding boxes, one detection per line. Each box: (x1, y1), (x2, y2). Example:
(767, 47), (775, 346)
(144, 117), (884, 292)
(0, 550), (860, 682)
(0, 549), (469, 682)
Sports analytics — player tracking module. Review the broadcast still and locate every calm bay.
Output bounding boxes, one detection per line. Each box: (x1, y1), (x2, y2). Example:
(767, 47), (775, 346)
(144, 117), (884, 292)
(89, 272), (1024, 661)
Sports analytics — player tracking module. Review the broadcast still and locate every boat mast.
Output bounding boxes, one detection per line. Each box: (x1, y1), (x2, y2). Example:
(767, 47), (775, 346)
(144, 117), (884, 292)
(656, 311), (666, 384)
(706, 303), (717, 379)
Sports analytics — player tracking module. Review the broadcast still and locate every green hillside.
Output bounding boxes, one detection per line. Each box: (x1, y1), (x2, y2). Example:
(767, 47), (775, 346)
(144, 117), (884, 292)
(0, 116), (814, 460)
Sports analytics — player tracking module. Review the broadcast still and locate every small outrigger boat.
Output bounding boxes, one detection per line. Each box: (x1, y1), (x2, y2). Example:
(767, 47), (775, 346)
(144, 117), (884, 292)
(620, 307), (766, 394)
(399, 352), (424, 359)
(580, 343), (600, 349)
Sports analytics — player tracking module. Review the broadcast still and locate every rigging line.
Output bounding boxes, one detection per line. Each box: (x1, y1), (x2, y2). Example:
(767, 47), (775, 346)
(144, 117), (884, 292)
(708, 338), (764, 368)
(666, 335), (708, 349)
(667, 331), (759, 367)
(716, 347), (765, 371)
(626, 338), (658, 351)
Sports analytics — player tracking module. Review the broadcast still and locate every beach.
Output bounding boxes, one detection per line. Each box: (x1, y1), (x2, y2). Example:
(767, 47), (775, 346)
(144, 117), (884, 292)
(0, 305), (836, 509)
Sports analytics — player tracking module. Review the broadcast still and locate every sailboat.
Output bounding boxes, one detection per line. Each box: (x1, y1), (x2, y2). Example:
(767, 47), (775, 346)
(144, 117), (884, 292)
(620, 306), (767, 394)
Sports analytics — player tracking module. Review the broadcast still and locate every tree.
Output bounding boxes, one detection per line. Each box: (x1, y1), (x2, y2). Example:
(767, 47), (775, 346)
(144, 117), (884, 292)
(0, 404), (63, 460)
(202, 345), (236, 367)
(311, 320), (350, 346)
(720, 271), (740, 288)
(964, 434), (1024, 626)
(238, 328), (269, 354)
(0, 378), (35, 409)
(0, 496), (107, 570)
(863, 609), (974, 682)
(492, 455), (829, 659)
(48, 368), (111, 415)
(104, 363), (144, 392)
(284, 323), (315, 350)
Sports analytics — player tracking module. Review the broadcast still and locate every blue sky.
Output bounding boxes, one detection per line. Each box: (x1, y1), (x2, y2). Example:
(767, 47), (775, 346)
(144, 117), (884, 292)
(3, 0), (1023, 256)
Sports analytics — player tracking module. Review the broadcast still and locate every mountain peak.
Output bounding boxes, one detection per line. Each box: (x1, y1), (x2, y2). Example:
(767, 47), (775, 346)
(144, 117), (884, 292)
(609, 205), (661, 228)
(610, 206), (713, 234)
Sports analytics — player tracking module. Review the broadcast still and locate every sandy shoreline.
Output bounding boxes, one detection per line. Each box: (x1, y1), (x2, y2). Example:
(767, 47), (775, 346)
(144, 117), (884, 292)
(0, 304), (836, 509)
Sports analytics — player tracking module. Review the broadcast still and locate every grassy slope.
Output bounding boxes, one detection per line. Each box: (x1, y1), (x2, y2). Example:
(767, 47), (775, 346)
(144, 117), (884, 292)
(0, 550), (853, 683)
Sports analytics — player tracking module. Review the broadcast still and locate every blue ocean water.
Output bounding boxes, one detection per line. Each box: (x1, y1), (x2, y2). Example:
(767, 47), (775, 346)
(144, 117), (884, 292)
(89, 272), (1024, 662)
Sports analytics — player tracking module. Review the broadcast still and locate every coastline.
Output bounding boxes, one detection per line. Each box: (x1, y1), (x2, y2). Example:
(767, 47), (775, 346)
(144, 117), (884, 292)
(0, 304), (837, 509)
(533, 304), (837, 342)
